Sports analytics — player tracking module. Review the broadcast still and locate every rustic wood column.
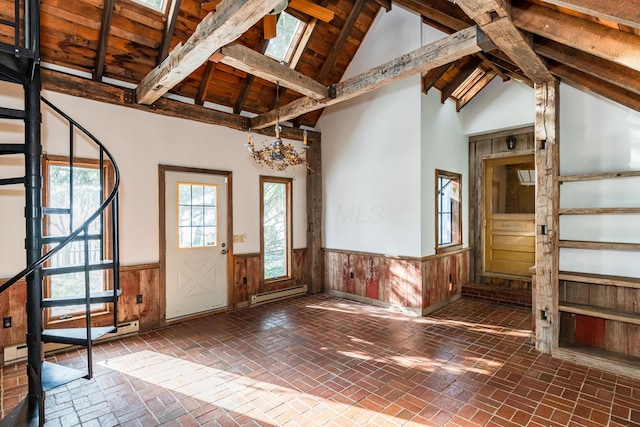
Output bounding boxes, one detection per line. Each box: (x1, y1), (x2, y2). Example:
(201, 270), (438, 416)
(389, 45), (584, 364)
(534, 79), (560, 353)
(306, 134), (323, 294)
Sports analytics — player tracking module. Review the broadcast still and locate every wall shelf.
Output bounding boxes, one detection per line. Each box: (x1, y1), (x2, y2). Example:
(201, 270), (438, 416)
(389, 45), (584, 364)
(559, 302), (640, 325)
(559, 271), (640, 290)
(559, 207), (640, 215)
(559, 240), (640, 251)
(559, 170), (640, 182)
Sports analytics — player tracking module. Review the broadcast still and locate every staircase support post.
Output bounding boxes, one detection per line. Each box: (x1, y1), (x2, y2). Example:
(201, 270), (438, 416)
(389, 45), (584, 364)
(24, 64), (44, 424)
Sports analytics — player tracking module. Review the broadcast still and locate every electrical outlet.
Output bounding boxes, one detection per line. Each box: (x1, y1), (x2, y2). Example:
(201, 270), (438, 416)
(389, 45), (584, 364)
(448, 282), (453, 292)
(350, 271), (354, 279)
(243, 277), (247, 285)
(136, 294), (143, 304)
(3, 317), (11, 328)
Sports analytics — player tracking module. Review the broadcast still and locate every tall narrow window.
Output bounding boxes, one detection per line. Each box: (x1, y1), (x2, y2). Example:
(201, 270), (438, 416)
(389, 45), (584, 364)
(436, 170), (462, 253)
(43, 156), (114, 322)
(261, 176), (292, 281)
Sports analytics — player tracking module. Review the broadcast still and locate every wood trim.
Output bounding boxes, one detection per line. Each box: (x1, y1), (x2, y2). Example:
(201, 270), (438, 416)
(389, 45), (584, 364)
(559, 208), (640, 215)
(322, 247), (422, 262)
(120, 263), (161, 272)
(469, 126), (535, 143)
(158, 165), (234, 325)
(435, 169), (462, 254)
(559, 271), (640, 289)
(421, 247), (471, 262)
(234, 253), (260, 259)
(559, 170), (640, 182)
(158, 0), (182, 64)
(260, 176), (294, 284)
(559, 240), (640, 251)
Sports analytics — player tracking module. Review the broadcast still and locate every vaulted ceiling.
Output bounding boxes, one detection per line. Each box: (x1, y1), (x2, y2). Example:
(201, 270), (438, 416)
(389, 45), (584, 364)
(6, 0), (639, 135)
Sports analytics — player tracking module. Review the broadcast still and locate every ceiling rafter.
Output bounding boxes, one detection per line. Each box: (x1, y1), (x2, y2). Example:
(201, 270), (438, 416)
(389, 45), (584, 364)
(93, 0), (115, 81)
(540, 0), (640, 29)
(233, 39), (269, 115)
(441, 56), (483, 103)
(422, 63), (451, 93)
(456, 69), (497, 111)
(196, 61), (217, 106)
(251, 26), (494, 129)
(512, 3), (640, 73)
(218, 43), (328, 100)
(158, 0), (183, 65)
(548, 62), (640, 112)
(136, 0), (283, 105)
(534, 38), (640, 96)
(452, 0), (554, 84)
(316, 0), (367, 84)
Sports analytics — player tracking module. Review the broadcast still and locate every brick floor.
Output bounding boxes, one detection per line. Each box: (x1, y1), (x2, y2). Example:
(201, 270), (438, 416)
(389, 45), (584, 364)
(1, 295), (639, 426)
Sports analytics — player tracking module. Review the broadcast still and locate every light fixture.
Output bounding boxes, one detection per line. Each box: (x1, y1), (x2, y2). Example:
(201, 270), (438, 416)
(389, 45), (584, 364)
(270, 0), (288, 15)
(245, 82), (310, 171)
(506, 135), (517, 150)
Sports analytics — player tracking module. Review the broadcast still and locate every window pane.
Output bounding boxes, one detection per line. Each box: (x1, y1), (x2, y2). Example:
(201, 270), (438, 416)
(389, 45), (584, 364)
(436, 171), (461, 250)
(178, 183), (217, 248)
(263, 181), (288, 279)
(265, 12), (304, 63)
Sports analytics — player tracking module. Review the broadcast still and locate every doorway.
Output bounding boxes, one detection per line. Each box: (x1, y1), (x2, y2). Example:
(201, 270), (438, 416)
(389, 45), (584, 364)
(483, 155), (535, 278)
(160, 166), (232, 322)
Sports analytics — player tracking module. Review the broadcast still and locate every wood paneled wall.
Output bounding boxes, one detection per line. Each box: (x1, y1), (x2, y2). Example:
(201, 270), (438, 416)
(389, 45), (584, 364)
(232, 249), (308, 308)
(323, 248), (470, 315)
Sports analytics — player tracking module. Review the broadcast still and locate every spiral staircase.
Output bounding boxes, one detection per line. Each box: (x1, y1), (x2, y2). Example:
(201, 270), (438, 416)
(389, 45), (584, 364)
(0, 2), (121, 425)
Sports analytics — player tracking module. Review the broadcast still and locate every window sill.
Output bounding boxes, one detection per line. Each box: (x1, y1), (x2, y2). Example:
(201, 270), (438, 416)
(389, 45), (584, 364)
(435, 244), (463, 255)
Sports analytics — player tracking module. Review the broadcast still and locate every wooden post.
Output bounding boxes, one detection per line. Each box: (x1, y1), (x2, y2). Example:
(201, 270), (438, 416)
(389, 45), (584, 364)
(534, 79), (560, 353)
(306, 135), (323, 294)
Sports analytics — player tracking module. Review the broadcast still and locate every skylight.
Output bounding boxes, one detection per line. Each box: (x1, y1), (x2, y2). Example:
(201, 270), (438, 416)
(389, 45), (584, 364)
(265, 12), (306, 64)
(132, 0), (166, 12)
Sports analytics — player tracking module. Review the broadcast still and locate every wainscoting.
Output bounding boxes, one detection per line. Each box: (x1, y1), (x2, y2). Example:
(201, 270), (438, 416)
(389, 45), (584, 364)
(323, 248), (470, 316)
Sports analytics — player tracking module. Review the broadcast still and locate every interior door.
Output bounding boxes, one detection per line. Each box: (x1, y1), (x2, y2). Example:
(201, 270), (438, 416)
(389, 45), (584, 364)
(483, 155), (535, 277)
(165, 170), (228, 320)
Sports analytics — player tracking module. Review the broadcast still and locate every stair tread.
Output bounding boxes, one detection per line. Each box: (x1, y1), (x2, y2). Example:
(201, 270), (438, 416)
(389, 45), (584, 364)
(42, 289), (122, 307)
(42, 361), (86, 391)
(0, 143), (25, 154)
(0, 177), (25, 186)
(42, 260), (115, 276)
(42, 326), (116, 345)
(0, 106), (25, 120)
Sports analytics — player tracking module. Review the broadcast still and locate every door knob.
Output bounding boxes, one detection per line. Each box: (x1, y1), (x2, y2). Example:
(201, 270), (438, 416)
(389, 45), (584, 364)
(221, 249), (227, 255)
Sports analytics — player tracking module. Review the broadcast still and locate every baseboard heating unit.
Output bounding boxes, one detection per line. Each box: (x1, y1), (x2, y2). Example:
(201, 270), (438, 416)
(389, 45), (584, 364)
(250, 284), (308, 306)
(3, 321), (139, 365)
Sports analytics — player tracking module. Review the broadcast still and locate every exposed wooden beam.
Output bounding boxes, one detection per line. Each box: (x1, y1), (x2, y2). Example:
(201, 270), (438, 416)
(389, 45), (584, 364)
(371, 0), (392, 12)
(535, 38), (640, 96)
(422, 63), (451, 93)
(136, 0), (282, 105)
(512, 3), (640, 73)
(93, 0), (115, 81)
(548, 62), (640, 112)
(42, 68), (319, 142)
(196, 61), (217, 106)
(453, 0), (554, 84)
(456, 69), (497, 111)
(251, 26), (493, 129)
(476, 52), (509, 81)
(219, 44), (328, 100)
(540, 0), (640, 29)
(316, 0), (367, 84)
(440, 56), (483, 103)
(397, 0), (471, 30)
(158, 0), (182, 65)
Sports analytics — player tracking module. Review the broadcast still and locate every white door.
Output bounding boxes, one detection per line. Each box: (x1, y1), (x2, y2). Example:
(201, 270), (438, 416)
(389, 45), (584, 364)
(165, 170), (228, 320)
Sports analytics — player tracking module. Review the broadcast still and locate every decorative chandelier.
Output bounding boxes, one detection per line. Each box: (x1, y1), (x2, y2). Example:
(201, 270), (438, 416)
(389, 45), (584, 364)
(245, 82), (310, 171)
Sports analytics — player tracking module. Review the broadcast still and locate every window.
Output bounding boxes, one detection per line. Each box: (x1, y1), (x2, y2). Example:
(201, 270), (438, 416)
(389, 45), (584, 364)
(178, 183), (218, 249)
(436, 170), (462, 253)
(43, 156), (114, 322)
(265, 12), (306, 64)
(131, 0), (166, 12)
(261, 176), (292, 281)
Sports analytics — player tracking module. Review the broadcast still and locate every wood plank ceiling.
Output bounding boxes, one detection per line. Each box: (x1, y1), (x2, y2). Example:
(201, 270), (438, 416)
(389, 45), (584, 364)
(4, 0), (639, 132)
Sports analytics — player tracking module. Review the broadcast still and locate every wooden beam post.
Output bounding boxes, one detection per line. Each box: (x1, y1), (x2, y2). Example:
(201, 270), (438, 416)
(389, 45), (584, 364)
(136, 0), (282, 105)
(534, 79), (560, 354)
(306, 135), (323, 294)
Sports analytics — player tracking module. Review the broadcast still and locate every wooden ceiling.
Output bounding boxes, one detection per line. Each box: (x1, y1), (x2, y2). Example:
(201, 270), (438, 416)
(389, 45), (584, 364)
(4, 0), (640, 133)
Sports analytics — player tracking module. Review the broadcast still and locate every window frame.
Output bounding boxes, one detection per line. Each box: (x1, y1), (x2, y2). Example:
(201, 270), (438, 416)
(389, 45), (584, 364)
(435, 169), (462, 254)
(264, 11), (307, 65)
(42, 155), (115, 325)
(260, 175), (293, 283)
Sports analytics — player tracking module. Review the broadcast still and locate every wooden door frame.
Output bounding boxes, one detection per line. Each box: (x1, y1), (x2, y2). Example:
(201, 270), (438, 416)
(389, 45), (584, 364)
(158, 165), (233, 325)
(468, 126), (534, 284)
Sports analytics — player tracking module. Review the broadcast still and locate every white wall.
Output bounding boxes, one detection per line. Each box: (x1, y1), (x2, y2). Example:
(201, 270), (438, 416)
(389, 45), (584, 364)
(559, 83), (640, 278)
(319, 6), (423, 257)
(0, 83), (307, 277)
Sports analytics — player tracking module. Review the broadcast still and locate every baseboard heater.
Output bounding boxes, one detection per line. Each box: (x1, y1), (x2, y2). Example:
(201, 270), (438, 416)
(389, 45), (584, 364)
(250, 284), (308, 306)
(3, 321), (139, 365)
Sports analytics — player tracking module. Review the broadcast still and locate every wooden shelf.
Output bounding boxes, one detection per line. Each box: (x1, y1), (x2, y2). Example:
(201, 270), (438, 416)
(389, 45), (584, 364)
(559, 302), (640, 325)
(559, 207), (640, 215)
(553, 344), (640, 380)
(559, 271), (640, 289)
(559, 240), (640, 251)
(559, 170), (640, 182)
